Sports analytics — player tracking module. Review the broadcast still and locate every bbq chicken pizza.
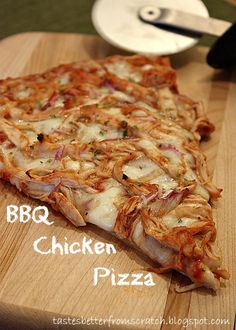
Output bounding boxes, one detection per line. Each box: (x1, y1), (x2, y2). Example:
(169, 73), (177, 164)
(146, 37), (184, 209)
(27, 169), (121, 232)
(0, 55), (229, 292)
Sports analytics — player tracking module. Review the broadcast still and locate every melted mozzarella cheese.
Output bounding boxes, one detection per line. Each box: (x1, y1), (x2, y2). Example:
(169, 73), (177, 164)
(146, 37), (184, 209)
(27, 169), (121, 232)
(87, 186), (123, 231)
(183, 153), (194, 166)
(105, 61), (141, 83)
(162, 214), (198, 228)
(123, 156), (178, 192)
(133, 110), (147, 116)
(15, 157), (52, 170)
(25, 130), (38, 144)
(158, 87), (177, 116)
(135, 102), (159, 115)
(138, 139), (157, 151)
(161, 121), (194, 141)
(79, 123), (103, 143)
(13, 150), (58, 171)
(184, 168), (197, 181)
(194, 184), (210, 201)
(123, 157), (161, 180)
(83, 161), (95, 170)
(75, 179), (124, 231)
(184, 169), (210, 200)
(132, 221), (173, 266)
(159, 149), (180, 164)
(156, 134), (194, 166)
(156, 135), (182, 149)
(142, 64), (154, 71)
(16, 89), (31, 99)
(112, 91), (134, 102)
(79, 123), (121, 143)
(59, 74), (70, 85)
(9, 107), (23, 119)
(103, 107), (121, 115)
(30, 117), (62, 134)
(63, 156), (80, 171)
(53, 97), (65, 108)
(105, 61), (130, 77)
(150, 174), (178, 191)
(20, 117), (63, 144)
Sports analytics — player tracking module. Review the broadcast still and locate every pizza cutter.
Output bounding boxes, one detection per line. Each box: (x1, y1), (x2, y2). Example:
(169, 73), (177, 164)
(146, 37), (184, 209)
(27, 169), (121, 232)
(92, 0), (236, 68)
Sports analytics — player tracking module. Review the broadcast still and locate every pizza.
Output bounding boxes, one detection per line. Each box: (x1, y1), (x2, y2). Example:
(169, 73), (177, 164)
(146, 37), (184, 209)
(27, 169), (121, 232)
(0, 54), (229, 292)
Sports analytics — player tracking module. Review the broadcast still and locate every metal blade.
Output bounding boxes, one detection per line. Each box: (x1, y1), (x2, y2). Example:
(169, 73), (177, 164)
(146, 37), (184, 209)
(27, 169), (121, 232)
(139, 6), (232, 37)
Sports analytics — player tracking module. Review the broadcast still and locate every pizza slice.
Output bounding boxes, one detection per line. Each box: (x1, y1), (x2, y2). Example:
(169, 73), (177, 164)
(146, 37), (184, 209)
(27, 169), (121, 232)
(0, 55), (229, 292)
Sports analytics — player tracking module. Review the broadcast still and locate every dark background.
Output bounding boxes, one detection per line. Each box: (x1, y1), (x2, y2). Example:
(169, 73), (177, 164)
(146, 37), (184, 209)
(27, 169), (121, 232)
(0, 0), (236, 46)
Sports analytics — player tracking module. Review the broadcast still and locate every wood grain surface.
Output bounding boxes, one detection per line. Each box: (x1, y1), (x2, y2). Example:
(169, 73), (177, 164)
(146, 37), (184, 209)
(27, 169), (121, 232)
(0, 32), (235, 330)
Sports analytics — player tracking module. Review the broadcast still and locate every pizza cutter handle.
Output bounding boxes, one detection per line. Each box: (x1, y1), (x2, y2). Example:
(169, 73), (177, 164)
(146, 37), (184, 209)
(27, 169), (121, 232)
(207, 22), (236, 69)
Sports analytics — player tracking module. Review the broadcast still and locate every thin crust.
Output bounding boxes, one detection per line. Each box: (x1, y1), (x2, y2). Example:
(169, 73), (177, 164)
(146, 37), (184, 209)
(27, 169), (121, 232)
(0, 55), (228, 291)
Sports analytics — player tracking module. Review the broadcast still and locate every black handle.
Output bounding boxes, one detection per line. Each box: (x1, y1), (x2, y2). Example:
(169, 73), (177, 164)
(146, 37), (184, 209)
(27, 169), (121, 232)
(207, 22), (236, 69)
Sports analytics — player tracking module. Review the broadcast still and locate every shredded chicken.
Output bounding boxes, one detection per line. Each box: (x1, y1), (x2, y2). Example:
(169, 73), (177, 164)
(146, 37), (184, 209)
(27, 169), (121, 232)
(0, 54), (228, 292)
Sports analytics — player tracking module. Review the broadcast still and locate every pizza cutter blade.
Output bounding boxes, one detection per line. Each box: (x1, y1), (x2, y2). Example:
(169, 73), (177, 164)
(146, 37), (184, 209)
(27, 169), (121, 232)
(92, 0), (236, 68)
(139, 6), (231, 37)
(92, 0), (209, 55)
(139, 6), (236, 68)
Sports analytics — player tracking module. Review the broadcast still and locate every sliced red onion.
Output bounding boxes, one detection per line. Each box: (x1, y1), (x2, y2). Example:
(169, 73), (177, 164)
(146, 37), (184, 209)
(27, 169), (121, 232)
(151, 187), (189, 216)
(158, 143), (181, 156)
(135, 115), (156, 122)
(63, 89), (78, 98)
(104, 80), (116, 91)
(140, 191), (160, 207)
(54, 145), (65, 161)
(41, 92), (58, 111)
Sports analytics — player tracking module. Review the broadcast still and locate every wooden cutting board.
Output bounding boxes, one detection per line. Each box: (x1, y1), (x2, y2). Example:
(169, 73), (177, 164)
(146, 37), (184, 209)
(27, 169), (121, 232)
(0, 32), (235, 330)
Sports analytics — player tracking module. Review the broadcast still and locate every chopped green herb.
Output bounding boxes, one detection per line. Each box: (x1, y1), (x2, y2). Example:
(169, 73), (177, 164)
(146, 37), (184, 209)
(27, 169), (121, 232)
(138, 166), (143, 170)
(183, 179), (192, 186)
(99, 130), (104, 136)
(177, 218), (183, 223)
(50, 114), (57, 118)
(47, 159), (52, 163)
(136, 181), (142, 186)
(40, 160), (43, 164)
(133, 125), (139, 130)
(9, 151), (13, 155)
(92, 148), (99, 160)
(35, 100), (41, 106)
(101, 102), (112, 108)
(123, 129), (128, 138)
